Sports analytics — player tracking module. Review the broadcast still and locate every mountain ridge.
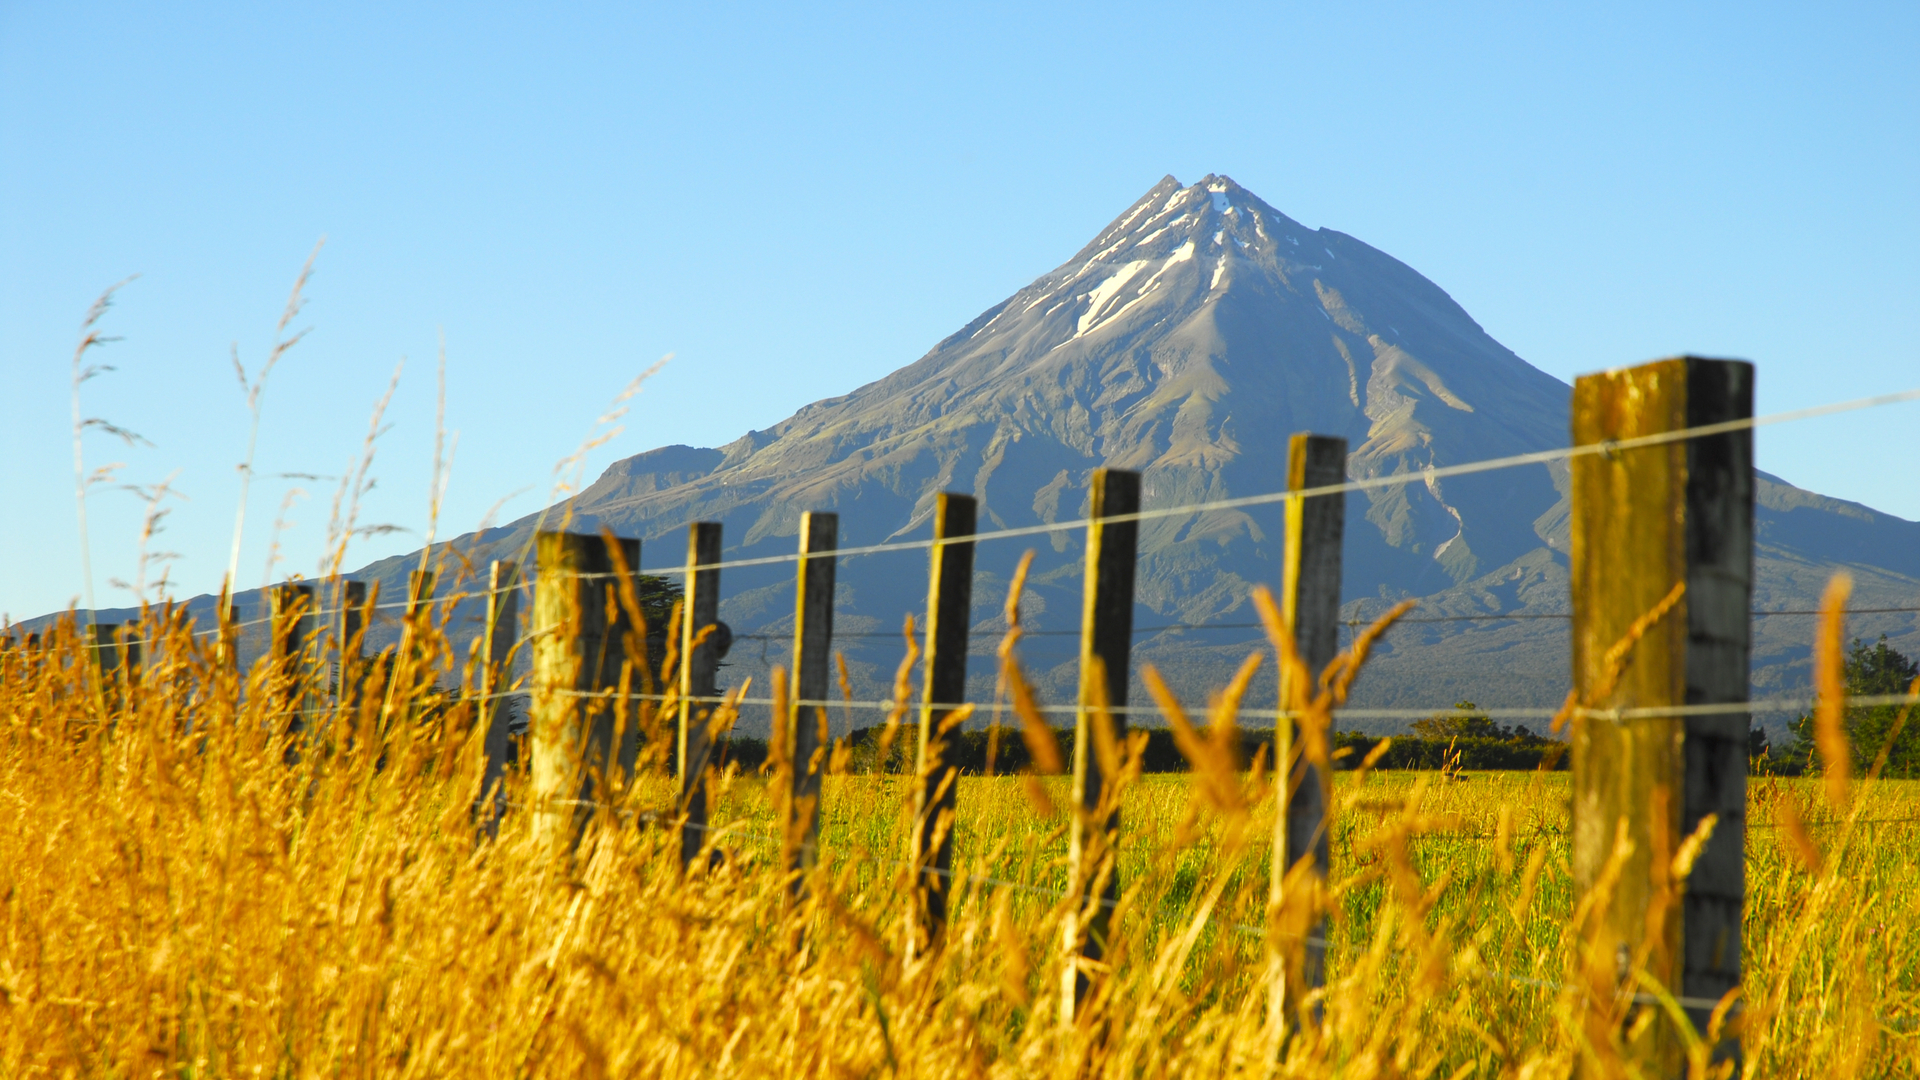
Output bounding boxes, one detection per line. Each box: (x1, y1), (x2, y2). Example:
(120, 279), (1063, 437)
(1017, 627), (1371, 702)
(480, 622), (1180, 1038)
(38, 174), (1920, 736)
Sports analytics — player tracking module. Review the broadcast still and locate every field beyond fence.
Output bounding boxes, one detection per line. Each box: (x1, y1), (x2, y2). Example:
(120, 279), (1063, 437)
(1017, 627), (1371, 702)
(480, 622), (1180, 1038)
(7, 358), (1920, 1077)
(2, 593), (1916, 1077)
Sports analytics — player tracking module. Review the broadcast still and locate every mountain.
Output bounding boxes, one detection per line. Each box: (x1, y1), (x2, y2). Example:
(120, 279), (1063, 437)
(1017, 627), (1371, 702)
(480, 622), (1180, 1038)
(59, 175), (1920, 736)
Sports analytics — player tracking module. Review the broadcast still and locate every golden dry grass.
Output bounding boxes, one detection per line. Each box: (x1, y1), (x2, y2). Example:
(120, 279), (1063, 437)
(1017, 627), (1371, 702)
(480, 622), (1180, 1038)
(2, 597), (1916, 1078)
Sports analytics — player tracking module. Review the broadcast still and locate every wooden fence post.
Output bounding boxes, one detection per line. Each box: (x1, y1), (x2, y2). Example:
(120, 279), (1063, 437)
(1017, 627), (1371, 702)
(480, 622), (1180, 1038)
(786, 511), (838, 895)
(911, 493), (975, 956)
(372, 570), (436, 732)
(530, 533), (621, 849)
(595, 538), (643, 790)
(1571, 357), (1751, 1072)
(216, 596), (240, 674)
(101, 621), (142, 677)
(677, 522), (724, 869)
(479, 559), (521, 836)
(338, 579), (366, 680)
(1270, 432), (1346, 1031)
(89, 622), (134, 717)
(336, 581), (368, 739)
(271, 584), (316, 756)
(601, 538), (645, 785)
(405, 570), (435, 682)
(1062, 467), (1140, 1023)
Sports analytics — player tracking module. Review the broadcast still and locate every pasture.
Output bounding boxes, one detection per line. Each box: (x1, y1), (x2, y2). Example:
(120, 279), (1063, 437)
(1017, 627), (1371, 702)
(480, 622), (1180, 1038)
(3, 619), (1914, 1078)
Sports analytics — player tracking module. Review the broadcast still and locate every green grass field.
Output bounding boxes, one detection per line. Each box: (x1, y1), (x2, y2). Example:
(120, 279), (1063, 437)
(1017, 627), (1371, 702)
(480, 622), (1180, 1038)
(687, 767), (1920, 1074)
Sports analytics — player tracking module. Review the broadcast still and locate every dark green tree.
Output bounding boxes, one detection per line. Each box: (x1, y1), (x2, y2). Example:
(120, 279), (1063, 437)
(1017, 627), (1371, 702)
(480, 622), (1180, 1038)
(631, 573), (685, 681)
(1411, 702), (1544, 744)
(1788, 635), (1920, 778)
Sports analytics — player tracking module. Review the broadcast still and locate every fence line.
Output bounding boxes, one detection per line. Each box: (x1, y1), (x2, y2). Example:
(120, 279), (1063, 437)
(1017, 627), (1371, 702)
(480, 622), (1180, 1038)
(22, 381), (1913, 651)
(535, 796), (1844, 1019)
(541, 384), (1920, 580)
(14, 371), (1920, 1055)
(37, 604), (1920, 655)
(522, 686), (1920, 723)
(564, 798), (1868, 1021)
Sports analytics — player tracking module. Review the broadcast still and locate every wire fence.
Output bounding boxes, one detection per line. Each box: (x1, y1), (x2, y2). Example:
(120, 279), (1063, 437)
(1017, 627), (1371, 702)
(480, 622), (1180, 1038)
(23, 382), (1916, 667)
(523, 686), (1920, 724)
(33, 602), (1920, 655)
(535, 385), (1920, 580)
(13, 378), (1920, 1048)
(531, 794), (1901, 1019)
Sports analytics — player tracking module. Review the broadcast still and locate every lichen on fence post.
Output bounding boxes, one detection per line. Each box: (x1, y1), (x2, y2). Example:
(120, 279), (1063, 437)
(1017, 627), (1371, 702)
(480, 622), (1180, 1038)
(1270, 431), (1346, 1036)
(1063, 467), (1138, 1024)
(270, 583), (315, 760)
(478, 559), (520, 838)
(911, 493), (975, 957)
(785, 512), (838, 897)
(677, 522), (724, 870)
(1570, 356), (1752, 1073)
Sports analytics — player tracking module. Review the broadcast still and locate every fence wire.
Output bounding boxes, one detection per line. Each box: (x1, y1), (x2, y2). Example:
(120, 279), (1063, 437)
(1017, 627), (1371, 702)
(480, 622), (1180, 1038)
(527, 686), (1920, 724)
(23, 381), (1918, 651)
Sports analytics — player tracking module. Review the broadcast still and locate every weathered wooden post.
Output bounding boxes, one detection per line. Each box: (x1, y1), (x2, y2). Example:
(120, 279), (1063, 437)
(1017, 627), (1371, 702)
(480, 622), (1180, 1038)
(533, 534), (645, 845)
(1269, 433), (1346, 1032)
(1571, 357), (1751, 1072)
(271, 584), (316, 755)
(338, 579), (367, 682)
(594, 538), (642, 788)
(1062, 468), (1139, 1023)
(785, 511), (838, 895)
(479, 560), (521, 836)
(215, 595), (240, 674)
(372, 570), (435, 731)
(677, 523), (724, 869)
(89, 622), (136, 717)
(88, 621), (119, 674)
(404, 570), (435, 687)
(600, 538), (648, 785)
(92, 622), (142, 674)
(530, 534), (622, 848)
(335, 581), (369, 739)
(911, 493), (976, 956)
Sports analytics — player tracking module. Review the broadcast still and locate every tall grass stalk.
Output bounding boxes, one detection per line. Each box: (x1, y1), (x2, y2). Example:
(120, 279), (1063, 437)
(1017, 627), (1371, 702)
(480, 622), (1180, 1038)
(3, 569), (1914, 1076)
(67, 278), (142, 630)
(224, 240), (322, 595)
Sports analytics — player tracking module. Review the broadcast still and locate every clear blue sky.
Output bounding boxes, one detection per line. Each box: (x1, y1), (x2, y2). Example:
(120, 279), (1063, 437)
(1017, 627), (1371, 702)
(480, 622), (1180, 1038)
(3, 1), (1915, 622)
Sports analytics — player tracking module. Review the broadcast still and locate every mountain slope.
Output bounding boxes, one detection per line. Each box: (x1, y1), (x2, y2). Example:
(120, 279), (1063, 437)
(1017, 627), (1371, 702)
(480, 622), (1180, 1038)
(73, 175), (1916, 736)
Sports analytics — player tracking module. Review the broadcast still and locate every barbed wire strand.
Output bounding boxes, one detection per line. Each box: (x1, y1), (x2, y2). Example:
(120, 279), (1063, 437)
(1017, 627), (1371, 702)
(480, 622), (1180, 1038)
(514, 687), (1920, 722)
(26, 384), (1919, 642)
(556, 385), (1920, 580)
(36, 601), (1920, 656)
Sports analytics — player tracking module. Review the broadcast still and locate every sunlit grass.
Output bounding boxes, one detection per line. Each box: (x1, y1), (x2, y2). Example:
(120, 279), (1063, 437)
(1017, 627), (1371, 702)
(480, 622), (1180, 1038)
(3, 606), (1916, 1077)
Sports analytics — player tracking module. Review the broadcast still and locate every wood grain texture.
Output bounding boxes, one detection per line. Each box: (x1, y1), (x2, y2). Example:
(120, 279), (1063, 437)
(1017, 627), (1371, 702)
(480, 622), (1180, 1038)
(478, 560), (520, 838)
(1570, 357), (1751, 1072)
(270, 584), (314, 748)
(336, 580), (370, 746)
(1064, 468), (1139, 1022)
(677, 523), (723, 869)
(531, 534), (622, 850)
(787, 512), (837, 889)
(913, 493), (976, 952)
(1273, 431), (1346, 1024)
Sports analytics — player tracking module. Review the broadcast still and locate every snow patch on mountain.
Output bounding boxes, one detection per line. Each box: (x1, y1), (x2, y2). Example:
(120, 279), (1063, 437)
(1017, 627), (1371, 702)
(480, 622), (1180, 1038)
(1075, 259), (1154, 337)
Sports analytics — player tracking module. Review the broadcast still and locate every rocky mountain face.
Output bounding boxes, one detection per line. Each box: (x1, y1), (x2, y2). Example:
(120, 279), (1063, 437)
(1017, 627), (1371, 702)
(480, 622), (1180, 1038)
(88, 175), (1920, 736)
